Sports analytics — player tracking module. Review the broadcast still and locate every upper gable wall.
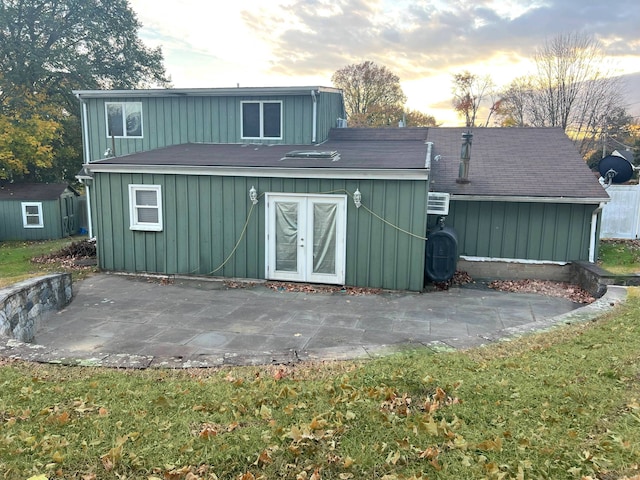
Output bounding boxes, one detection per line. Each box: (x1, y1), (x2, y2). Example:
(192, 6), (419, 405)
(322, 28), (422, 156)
(80, 91), (345, 162)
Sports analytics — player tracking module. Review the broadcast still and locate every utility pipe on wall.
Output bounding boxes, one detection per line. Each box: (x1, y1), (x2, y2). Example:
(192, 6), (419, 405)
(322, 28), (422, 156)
(589, 202), (606, 263)
(79, 98), (94, 238)
(311, 90), (317, 143)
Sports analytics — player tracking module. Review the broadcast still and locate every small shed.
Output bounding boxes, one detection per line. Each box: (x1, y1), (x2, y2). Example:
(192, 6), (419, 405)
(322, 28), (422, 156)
(0, 183), (82, 241)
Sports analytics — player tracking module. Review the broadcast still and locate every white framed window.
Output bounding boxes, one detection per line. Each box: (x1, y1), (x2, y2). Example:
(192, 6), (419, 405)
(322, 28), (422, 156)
(241, 101), (282, 139)
(129, 185), (162, 231)
(22, 202), (44, 228)
(106, 102), (143, 138)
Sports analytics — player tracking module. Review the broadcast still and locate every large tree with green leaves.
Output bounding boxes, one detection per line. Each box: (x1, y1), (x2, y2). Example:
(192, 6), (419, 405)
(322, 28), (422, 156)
(0, 0), (169, 182)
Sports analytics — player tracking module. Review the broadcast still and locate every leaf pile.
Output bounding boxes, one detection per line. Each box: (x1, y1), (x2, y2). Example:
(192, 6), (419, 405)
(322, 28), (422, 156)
(31, 238), (96, 269)
(489, 279), (595, 303)
(432, 270), (474, 290)
(265, 282), (383, 295)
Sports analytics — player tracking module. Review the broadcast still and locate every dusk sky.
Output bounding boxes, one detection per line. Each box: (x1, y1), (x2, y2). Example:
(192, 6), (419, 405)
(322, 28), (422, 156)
(128, 0), (640, 126)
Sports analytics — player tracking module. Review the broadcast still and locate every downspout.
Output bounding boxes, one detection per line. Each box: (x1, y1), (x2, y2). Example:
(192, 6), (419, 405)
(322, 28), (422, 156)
(311, 89), (317, 144)
(78, 95), (94, 238)
(588, 202), (606, 263)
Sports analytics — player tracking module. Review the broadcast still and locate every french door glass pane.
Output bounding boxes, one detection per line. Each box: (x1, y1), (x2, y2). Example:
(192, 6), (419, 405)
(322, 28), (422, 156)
(275, 202), (298, 271)
(313, 203), (337, 274)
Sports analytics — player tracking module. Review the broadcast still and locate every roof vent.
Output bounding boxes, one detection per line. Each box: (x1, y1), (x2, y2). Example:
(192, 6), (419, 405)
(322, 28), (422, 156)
(283, 150), (340, 161)
(427, 192), (450, 215)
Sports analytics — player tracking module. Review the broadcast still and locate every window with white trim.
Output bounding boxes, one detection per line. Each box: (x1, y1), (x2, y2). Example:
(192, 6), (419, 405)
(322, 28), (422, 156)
(106, 102), (143, 138)
(241, 101), (282, 139)
(22, 202), (44, 228)
(129, 185), (162, 231)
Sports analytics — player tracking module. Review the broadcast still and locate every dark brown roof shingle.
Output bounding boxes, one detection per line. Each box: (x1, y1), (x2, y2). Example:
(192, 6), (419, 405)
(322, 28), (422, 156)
(0, 183), (77, 201)
(427, 127), (608, 200)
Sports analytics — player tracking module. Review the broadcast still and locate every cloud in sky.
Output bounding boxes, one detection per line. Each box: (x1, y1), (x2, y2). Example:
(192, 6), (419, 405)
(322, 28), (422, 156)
(129, 0), (640, 125)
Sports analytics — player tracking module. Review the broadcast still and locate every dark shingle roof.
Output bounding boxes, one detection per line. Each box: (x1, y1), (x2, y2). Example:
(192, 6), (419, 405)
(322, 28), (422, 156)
(427, 127), (608, 200)
(92, 128), (430, 169)
(0, 183), (77, 201)
(90, 126), (608, 201)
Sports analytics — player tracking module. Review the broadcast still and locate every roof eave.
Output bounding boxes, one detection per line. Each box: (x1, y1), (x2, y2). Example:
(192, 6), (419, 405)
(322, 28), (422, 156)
(450, 194), (610, 204)
(85, 163), (429, 181)
(73, 86), (342, 99)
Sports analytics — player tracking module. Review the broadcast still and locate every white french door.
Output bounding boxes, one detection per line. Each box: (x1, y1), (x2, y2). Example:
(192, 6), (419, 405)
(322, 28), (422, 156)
(265, 193), (347, 284)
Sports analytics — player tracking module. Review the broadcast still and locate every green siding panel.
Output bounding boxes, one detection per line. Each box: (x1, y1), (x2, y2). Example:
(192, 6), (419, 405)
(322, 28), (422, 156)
(83, 92), (345, 162)
(0, 198), (79, 241)
(446, 200), (598, 262)
(92, 174), (427, 291)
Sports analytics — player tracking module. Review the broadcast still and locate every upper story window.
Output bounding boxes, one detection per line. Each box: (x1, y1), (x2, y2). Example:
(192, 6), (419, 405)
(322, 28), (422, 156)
(22, 202), (44, 228)
(241, 101), (282, 140)
(129, 184), (162, 231)
(106, 102), (143, 138)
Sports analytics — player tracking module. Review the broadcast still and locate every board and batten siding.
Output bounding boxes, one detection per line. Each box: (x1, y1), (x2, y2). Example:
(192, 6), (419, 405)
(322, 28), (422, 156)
(0, 200), (62, 241)
(82, 92), (345, 162)
(91, 173), (428, 291)
(445, 200), (598, 262)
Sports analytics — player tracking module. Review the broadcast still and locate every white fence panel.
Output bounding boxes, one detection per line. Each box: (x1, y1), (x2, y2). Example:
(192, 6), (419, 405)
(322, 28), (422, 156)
(600, 184), (640, 239)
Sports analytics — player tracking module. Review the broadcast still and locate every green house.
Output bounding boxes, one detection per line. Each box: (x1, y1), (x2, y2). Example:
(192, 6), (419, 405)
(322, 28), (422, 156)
(74, 87), (608, 291)
(426, 127), (609, 266)
(0, 183), (82, 241)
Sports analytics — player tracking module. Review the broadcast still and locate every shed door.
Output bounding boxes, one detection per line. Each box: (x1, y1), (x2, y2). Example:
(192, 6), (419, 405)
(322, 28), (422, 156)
(61, 195), (75, 237)
(266, 194), (346, 284)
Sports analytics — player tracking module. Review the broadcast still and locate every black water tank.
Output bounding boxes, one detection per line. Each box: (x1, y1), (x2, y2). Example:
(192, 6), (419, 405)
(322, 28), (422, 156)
(425, 226), (458, 282)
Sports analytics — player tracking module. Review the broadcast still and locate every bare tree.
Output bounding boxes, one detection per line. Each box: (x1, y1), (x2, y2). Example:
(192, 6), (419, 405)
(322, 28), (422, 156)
(332, 61), (407, 127)
(499, 32), (623, 155)
(451, 71), (494, 127)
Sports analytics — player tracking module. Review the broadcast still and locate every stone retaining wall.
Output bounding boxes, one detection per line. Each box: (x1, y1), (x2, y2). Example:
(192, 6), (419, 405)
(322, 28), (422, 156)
(0, 274), (73, 342)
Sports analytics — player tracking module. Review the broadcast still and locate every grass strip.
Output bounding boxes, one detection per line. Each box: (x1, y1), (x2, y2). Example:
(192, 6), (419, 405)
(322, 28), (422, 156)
(1, 290), (639, 479)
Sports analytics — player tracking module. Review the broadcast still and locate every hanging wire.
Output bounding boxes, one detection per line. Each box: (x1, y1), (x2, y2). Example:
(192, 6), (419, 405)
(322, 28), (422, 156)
(189, 187), (429, 277)
(326, 188), (429, 241)
(205, 200), (258, 275)
(607, 135), (637, 151)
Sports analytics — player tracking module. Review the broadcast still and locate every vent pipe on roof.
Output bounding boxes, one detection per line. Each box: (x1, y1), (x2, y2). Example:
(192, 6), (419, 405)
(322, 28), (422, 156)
(456, 130), (473, 184)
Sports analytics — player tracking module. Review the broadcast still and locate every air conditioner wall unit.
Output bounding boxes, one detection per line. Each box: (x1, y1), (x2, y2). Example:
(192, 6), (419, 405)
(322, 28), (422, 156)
(427, 192), (450, 215)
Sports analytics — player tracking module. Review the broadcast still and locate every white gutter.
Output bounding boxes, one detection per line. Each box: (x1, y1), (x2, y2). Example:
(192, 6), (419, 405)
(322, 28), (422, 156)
(589, 202), (606, 263)
(85, 163), (429, 181)
(84, 184), (94, 238)
(78, 97), (94, 238)
(311, 90), (317, 144)
(80, 100), (90, 164)
(451, 194), (610, 205)
(72, 86), (343, 99)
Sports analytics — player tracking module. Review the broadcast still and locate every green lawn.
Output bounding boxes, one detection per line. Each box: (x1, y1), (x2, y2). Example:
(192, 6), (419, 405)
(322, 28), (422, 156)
(1, 290), (639, 479)
(0, 237), (90, 288)
(599, 240), (640, 275)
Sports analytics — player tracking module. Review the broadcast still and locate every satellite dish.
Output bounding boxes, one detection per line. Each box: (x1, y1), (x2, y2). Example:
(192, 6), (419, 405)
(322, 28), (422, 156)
(598, 154), (634, 184)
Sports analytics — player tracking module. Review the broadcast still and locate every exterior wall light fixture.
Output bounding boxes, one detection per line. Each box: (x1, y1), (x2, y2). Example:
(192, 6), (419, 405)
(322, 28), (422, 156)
(249, 186), (258, 205)
(353, 188), (362, 208)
